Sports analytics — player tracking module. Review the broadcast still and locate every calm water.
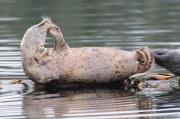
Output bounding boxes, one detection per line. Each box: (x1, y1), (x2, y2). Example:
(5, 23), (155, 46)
(0, 0), (180, 118)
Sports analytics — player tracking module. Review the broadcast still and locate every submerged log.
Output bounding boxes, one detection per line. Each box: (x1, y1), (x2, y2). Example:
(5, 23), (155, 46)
(128, 73), (177, 90)
(0, 73), (178, 93)
(20, 18), (153, 86)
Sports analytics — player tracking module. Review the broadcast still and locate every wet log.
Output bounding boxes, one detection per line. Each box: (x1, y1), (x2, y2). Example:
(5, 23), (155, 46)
(128, 73), (180, 90)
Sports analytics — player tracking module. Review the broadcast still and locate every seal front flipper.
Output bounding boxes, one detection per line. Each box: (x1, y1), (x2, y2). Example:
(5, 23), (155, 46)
(49, 24), (69, 52)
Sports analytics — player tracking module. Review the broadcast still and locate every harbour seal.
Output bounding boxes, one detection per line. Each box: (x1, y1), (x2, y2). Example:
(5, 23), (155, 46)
(152, 49), (180, 75)
(20, 18), (153, 85)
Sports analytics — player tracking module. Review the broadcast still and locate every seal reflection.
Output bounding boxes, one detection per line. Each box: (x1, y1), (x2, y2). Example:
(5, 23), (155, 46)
(22, 89), (154, 119)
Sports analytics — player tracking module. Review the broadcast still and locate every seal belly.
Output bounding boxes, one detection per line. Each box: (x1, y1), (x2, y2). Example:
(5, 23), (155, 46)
(52, 47), (138, 83)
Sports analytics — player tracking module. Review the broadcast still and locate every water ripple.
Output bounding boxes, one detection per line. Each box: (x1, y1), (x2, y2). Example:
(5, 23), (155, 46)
(0, 0), (180, 118)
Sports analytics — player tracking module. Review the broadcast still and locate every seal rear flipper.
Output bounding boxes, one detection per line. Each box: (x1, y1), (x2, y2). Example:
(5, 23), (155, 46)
(135, 46), (154, 73)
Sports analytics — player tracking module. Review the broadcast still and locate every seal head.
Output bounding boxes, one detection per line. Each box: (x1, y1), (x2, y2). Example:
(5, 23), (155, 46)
(152, 49), (180, 75)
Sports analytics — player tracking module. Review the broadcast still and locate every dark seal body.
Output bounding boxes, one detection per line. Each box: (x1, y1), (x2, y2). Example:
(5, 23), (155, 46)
(152, 49), (180, 75)
(20, 19), (153, 85)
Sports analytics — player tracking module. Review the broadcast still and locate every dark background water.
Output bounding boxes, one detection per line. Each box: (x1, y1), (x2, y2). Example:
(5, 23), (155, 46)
(1, 0), (180, 118)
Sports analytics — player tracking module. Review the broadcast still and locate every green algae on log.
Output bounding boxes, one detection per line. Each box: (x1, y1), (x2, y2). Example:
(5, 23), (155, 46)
(128, 73), (180, 90)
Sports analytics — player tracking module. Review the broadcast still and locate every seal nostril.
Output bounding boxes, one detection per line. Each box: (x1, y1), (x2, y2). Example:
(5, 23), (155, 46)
(157, 52), (166, 55)
(153, 49), (168, 56)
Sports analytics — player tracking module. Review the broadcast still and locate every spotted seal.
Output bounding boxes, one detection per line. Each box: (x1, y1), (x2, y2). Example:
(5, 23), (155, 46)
(20, 18), (153, 85)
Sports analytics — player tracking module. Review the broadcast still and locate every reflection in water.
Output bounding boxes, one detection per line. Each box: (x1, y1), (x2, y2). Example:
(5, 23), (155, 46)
(0, 92), (25, 119)
(0, 0), (180, 118)
(22, 90), (154, 119)
(21, 89), (180, 119)
(0, 89), (180, 119)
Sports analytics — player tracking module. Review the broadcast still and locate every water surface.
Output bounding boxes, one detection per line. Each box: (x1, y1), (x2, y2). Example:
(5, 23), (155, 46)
(0, 0), (180, 118)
